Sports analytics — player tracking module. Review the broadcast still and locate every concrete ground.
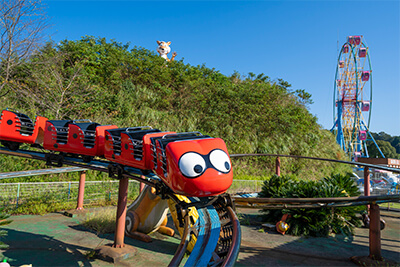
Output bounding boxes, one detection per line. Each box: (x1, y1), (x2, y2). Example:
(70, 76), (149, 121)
(236, 208), (400, 266)
(0, 207), (399, 267)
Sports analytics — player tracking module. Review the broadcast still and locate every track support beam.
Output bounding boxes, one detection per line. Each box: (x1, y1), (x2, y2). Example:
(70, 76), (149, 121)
(76, 171), (86, 210)
(113, 177), (129, 248)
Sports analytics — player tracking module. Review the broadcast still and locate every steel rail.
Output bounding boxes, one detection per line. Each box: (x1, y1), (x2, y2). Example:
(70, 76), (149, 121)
(230, 153), (400, 173)
(221, 206), (241, 267)
(168, 213), (190, 267)
(233, 194), (400, 209)
(0, 166), (87, 180)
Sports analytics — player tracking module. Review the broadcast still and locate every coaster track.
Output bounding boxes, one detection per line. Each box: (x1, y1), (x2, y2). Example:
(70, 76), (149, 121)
(0, 146), (241, 266)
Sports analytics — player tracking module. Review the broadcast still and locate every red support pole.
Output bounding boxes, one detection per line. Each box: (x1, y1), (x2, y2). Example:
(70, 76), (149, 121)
(369, 203), (382, 260)
(276, 157), (281, 176)
(76, 171), (86, 210)
(364, 167), (370, 211)
(113, 177), (129, 248)
(364, 167), (370, 197)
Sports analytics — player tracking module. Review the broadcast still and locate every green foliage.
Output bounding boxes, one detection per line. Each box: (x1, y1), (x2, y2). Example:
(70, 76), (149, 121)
(260, 174), (363, 237)
(367, 138), (399, 159)
(1, 35), (351, 180)
(367, 132), (400, 158)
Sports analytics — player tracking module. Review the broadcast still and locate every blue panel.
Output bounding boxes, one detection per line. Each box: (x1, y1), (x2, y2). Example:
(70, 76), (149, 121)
(184, 205), (221, 267)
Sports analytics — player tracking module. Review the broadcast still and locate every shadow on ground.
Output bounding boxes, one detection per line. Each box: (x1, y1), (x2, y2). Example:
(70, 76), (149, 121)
(2, 229), (93, 267)
(0, 208), (398, 266)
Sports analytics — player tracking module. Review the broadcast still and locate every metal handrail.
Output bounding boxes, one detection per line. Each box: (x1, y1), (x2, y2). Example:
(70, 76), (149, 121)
(233, 194), (400, 209)
(230, 153), (400, 173)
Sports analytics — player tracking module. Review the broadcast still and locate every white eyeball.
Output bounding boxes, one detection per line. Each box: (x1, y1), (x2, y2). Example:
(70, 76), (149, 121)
(179, 152), (206, 178)
(209, 149), (231, 173)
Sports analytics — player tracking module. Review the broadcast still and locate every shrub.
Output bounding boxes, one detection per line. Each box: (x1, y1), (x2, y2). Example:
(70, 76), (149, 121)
(260, 173), (363, 237)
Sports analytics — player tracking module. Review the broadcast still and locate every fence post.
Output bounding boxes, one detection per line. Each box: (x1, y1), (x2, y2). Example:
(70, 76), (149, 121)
(364, 167), (370, 197)
(76, 171), (86, 210)
(68, 182), (71, 199)
(16, 183), (20, 208)
(276, 157), (281, 176)
(364, 167), (370, 211)
(369, 203), (382, 260)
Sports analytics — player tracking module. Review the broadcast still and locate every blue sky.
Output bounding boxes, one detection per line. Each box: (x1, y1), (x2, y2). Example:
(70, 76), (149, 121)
(44, 1), (400, 136)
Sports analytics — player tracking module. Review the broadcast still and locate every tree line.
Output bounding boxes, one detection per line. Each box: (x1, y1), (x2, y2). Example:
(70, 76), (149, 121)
(367, 132), (400, 159)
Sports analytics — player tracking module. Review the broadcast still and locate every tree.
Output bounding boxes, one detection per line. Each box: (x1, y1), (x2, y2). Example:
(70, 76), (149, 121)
(391, 136), (400, 154)
(367, 140), (399, 159)
(368, 132), (400, 157)
(0, 0), (49, 96)
(18, 42), (97, 119)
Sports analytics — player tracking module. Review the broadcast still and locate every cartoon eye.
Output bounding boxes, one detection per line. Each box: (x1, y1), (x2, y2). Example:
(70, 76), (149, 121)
(209, 149), (231, 173)
(179, 152), (206, 178)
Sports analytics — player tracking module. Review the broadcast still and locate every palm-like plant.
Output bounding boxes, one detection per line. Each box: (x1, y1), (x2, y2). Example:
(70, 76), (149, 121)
(260, 173), (362, 237)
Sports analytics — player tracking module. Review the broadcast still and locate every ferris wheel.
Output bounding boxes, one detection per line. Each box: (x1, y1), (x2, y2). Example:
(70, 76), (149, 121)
(332, 35), (380, 160)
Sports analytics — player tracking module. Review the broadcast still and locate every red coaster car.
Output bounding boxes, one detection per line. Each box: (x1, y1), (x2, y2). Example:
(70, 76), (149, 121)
(104, 127), (175, 170)
(43, 120), (117, 161)
(154, 132), (233, 197)
(0, 109), (48, 150)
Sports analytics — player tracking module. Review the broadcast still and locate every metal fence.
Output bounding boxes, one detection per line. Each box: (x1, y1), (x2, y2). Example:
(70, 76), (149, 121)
(1, 176), (396, 210)
(0, 180), (140, 209)
(0, 179), (263, 209)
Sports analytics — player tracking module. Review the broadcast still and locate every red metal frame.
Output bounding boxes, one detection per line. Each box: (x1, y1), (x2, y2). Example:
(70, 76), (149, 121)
(0, 110), (48, 145)
(104, 127), (175, 170)
(43, 120), (117, 156)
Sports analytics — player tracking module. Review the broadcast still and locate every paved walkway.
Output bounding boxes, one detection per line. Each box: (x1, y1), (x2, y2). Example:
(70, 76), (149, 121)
(0, 207), (399, 266)
(236, 208), (400, 266)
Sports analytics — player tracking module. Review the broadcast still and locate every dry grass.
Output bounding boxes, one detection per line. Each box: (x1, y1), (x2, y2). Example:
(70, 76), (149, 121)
(81, 207), (116, 234)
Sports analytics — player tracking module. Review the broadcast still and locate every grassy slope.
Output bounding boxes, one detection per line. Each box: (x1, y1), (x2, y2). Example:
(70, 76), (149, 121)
(0, 37), (351, 181)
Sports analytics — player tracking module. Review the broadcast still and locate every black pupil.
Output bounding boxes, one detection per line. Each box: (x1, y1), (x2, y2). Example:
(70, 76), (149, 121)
(194, 165), (203, 174)
(225, 162), (230, 170)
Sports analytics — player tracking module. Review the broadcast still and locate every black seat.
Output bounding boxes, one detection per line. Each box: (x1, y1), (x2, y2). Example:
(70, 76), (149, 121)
(15, 112), (34, 136)
(48, 120), (72, 144)
(106, 128), (130, 155)
(75, 122), (100, 148)
(125, 129), (161, 160)
(155, 133), (210, 174)
(157, 133), (210, 151)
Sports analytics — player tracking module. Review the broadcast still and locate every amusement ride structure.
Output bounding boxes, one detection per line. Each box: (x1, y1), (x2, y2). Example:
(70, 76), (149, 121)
(0, 109), (241, 266)
(332, 35), (383, 160)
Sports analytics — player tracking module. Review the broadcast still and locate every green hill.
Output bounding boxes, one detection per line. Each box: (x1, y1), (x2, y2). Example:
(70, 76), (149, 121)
(0, 36), (350, 180)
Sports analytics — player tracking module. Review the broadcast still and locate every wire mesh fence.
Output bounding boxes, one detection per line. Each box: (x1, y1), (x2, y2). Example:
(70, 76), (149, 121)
(0, 180), (140, 209)
(0, 179), (263, 209)
(227, 180), (263, 195)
